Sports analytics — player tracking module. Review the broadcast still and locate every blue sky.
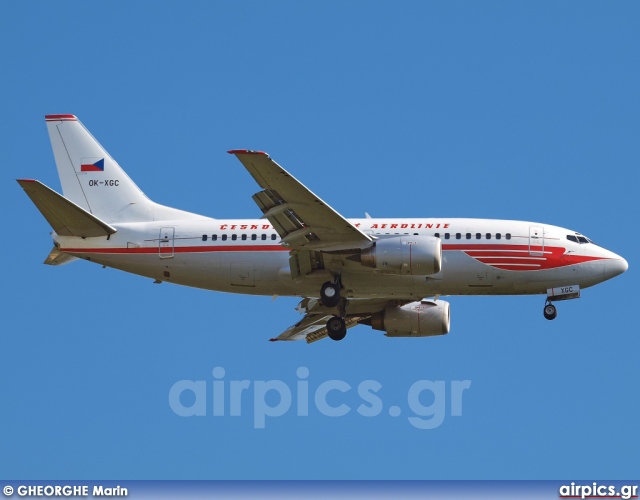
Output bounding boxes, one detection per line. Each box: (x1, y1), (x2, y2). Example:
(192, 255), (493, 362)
(1, 2), (638, 480)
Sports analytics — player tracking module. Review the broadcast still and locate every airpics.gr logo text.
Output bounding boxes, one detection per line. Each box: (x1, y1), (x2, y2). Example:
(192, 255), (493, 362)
(169, 367), (471, 429)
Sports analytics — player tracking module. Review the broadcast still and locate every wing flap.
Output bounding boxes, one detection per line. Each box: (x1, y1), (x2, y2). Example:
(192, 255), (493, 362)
(272, 314), (329, 342)
(229, 151), (372, 252)
(304, 316), (367, 344)
(270, 297), (414, 344)
(17, 179), (116, 237)
(272, 313), (367, 343)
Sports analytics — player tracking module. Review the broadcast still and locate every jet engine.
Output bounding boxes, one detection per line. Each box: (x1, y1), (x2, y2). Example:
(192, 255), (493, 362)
(367, 300), (450, 337)
(360, 235), (442, 275)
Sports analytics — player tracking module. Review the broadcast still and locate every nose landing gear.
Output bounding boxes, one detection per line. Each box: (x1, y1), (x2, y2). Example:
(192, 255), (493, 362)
(543, 302), (557, 320)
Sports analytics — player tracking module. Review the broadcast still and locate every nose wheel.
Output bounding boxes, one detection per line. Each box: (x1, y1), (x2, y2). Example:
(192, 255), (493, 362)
(543, 302), (557, 320)
(326, 316), (347, 341)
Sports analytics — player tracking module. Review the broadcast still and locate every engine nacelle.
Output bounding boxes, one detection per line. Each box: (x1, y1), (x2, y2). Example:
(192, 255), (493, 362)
(360, 235), (442, 275)
(369, 300), (450, 337)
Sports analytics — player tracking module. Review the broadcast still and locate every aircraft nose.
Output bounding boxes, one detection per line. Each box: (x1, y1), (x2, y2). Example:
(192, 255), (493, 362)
(605, 255), (628, 278)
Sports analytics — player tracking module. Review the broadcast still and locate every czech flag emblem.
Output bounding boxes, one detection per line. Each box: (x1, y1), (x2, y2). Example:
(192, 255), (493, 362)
(81, 159), (105, 172)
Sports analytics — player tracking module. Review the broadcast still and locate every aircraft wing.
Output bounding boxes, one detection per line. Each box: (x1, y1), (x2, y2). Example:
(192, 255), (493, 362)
(273, 313), (367, 344)
(228, 150), (372, 252)
(271, 297), (410, 344)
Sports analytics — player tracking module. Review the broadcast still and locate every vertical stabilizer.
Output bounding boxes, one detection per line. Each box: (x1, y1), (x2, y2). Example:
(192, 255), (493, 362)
(45, 114), (201, 223)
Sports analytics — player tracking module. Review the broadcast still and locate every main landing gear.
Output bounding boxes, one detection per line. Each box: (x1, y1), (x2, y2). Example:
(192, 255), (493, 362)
(320, 281), (341, 308)
(320, 279), (347, 341)
(326, 316), (347, 341)
(543, 301), (557, 320)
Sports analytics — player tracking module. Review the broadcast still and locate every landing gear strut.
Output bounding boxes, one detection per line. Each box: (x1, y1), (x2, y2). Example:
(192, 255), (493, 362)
(543, 302), (557, 320)
(320, 281), (341, 308)
(326, 316), (347, 341)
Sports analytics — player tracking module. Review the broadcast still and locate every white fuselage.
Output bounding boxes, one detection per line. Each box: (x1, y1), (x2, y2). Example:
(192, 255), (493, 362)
(54, 217), (627, 300)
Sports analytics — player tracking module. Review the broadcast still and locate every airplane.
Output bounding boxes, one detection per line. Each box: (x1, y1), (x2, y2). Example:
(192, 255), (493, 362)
(17, 114), (628, 343)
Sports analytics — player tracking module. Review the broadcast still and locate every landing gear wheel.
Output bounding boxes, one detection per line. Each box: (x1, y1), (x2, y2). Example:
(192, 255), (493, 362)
(543, 303), (557, 320)
(326, 316), (347, 341)
(320, 281), (341, 308)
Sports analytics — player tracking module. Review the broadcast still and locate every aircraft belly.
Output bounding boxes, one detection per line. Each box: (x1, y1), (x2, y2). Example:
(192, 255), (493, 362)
(66, 248), (608, 300)
(73, 250), (297, 296)
(342, 272), (428, 300)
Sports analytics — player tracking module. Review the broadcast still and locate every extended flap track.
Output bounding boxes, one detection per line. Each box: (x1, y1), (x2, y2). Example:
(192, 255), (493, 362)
(306, 316), (367, 344)
(289, 250), (325, 279)
(252, 189), (319, 247)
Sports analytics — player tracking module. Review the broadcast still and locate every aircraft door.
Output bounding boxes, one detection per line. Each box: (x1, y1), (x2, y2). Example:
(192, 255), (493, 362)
(159, 227), (175, 259)
(529, 226), (544, 257)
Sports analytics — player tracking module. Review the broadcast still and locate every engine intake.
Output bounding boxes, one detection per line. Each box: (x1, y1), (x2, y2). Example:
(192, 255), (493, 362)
(360, 235), (441, 275)
(368, 300), (450, 337)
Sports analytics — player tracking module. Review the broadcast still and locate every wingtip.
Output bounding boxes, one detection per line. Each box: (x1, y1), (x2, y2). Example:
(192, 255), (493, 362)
(45, 114), (77, 122)
(268, 338), (279, 342)
(227, 149), (267, 156)
(17, 178), (37, 183)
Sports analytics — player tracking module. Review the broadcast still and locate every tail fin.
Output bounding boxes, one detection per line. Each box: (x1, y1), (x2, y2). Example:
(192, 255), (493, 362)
(45, 115), (203, 223)
(45, 114), (155, 223)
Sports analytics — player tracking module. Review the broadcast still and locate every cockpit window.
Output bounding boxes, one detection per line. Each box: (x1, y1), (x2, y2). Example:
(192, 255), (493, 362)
(567, 234), (592, 244)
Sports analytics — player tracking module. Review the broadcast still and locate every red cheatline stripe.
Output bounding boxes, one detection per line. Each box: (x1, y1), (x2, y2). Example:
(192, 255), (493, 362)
(476, 261), (544, 266)
(59, 245), (288, 254)
(443, 244), (536, 251)
(473, 254), (547, 258)
(465, 250), (552, 254)
(469, 254), (547, 262)
(492, 264), (542, 270)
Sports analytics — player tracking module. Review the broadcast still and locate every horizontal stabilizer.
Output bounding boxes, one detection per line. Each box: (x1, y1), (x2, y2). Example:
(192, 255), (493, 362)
(17, 179), (116, 237)
(44, 246), (78, 266)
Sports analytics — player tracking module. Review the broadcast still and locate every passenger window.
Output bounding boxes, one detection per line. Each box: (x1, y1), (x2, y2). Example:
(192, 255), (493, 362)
(251, 234), (257, 241)
(241, 234), (247, 240)
(261, 234), (267, 241)
(271, 234), (277, 241)
(476, 233), (481, 239)
(444, 233), (450, 240)
(434, 233), (440, 238)
(222, 234), (227, 241)
(567, 235), (579, 243)
(496, 233), (501, 240)
(456, 233), (461, 239)
(202, 235), (208, 241)
(486, 233), (491, 240)
(212, 234), (217, 241)
(506, 233), (511, 240)
(466, 233), (471, 239)
(232, 234), (237, 241)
